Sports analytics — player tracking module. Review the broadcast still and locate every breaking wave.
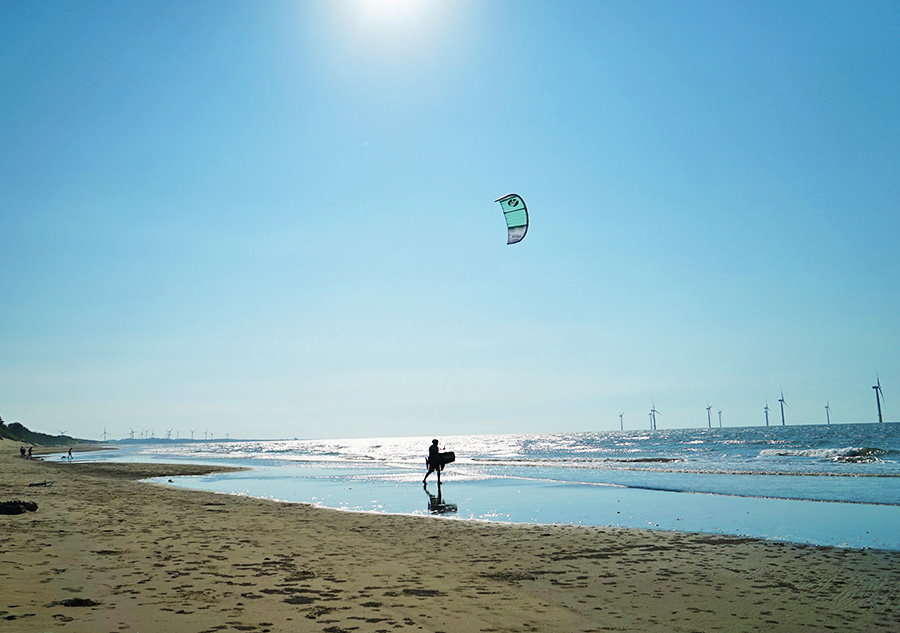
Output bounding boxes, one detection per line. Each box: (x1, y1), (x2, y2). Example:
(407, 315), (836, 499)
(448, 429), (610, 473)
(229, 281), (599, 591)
(758, 446), (896, 463)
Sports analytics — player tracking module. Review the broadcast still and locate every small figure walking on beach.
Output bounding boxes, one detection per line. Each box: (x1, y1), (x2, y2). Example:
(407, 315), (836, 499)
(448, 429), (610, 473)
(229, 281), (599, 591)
(423, 439), (442, 485)
(67, 448), (73, 460)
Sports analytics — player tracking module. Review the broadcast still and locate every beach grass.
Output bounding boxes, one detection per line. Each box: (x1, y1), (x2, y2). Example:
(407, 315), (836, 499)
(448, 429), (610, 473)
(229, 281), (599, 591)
(2, 438), (899, 632)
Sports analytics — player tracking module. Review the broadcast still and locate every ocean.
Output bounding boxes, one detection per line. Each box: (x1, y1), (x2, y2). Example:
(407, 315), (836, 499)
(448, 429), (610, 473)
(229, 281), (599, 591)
(83, 423), (900, 551)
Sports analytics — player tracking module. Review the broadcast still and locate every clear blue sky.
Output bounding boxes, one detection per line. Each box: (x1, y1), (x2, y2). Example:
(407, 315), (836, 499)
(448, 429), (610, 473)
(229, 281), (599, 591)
(2, 1), (898, 440)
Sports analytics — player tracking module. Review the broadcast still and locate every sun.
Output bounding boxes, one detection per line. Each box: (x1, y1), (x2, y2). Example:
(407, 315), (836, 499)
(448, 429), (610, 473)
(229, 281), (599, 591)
(344, 0), (442, 58)
(358, 0), (426, 27)
(317, 0), (452, 66)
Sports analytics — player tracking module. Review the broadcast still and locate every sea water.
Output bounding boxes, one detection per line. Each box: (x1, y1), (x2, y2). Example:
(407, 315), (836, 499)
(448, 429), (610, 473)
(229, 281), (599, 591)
(83, 423), (900, 550)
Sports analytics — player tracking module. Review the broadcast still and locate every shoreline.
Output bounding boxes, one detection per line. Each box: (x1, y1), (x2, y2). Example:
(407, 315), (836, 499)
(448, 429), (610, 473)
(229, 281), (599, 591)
(134, 454), (900, 550)
(31, 444), (117, 456)
(2, 442), (900, 632)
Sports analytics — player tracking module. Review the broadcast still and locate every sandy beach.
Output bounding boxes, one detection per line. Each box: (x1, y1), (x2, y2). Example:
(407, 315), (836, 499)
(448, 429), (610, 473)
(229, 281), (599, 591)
(2, 440), (899, 633)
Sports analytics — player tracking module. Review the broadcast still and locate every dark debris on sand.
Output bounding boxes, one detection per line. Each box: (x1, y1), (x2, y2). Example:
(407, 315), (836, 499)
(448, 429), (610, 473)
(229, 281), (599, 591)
(47, 598), (101, 607)
(0, 500), (37, 514)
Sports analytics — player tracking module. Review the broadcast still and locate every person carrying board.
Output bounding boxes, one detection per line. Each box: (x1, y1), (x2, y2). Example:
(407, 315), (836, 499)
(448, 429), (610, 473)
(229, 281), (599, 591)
(423, 439), (455, 485)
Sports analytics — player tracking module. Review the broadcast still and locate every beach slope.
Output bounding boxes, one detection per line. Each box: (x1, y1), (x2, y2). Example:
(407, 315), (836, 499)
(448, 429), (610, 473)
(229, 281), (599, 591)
(1, 442), (899, 632)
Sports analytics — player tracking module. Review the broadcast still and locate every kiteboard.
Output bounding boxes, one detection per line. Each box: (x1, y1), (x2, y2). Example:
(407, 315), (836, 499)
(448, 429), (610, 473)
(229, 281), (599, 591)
(426, 452), (456, 470)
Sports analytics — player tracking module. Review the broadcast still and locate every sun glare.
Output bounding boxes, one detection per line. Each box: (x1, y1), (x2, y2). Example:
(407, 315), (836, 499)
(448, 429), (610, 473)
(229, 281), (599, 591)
(359, 0), (426, 27)
(350, 0), (447, 46)
(316, 0), (457, 70)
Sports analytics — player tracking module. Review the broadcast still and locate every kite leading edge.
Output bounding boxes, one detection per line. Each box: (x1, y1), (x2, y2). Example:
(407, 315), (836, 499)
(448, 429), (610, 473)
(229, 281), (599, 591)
(494, 193), (528, 245)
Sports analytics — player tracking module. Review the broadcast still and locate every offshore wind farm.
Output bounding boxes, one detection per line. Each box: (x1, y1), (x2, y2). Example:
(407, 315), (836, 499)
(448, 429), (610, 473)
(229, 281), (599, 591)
(22, 374), (891, 442)
(615, 375), (891, 432)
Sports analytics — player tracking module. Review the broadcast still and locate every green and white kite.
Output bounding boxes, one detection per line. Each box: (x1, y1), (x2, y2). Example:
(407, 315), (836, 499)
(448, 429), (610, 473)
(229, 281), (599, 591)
(495, 193), (528, 245)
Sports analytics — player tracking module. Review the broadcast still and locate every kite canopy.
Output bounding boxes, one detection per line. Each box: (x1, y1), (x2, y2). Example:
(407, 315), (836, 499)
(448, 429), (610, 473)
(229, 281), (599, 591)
(495, 193), (528, 244)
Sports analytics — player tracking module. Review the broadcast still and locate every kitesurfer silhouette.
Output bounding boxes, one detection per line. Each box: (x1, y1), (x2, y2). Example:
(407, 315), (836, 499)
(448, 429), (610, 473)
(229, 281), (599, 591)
(423, 439), (442, 485)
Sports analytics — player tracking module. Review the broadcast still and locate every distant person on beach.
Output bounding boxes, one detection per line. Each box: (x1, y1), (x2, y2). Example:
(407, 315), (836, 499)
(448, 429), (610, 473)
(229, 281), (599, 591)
(27, 447), (33, 459)
(20, 446), (26, 458)
(423, 439), (442, 485)
(67, 448), (73, 460)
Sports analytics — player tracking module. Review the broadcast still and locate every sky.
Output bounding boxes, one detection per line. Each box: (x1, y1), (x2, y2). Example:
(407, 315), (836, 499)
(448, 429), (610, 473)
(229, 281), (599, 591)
(2, 0), (899, 441)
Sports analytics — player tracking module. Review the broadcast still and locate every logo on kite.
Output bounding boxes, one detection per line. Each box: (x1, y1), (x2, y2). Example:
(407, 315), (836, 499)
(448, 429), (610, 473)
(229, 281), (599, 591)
(494, 193), (528, 245)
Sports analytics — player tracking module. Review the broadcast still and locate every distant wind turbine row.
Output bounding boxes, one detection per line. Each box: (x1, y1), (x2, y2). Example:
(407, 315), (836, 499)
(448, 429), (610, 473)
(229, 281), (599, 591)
(618, 375), (888, 430)
(119, 429), (227, 441)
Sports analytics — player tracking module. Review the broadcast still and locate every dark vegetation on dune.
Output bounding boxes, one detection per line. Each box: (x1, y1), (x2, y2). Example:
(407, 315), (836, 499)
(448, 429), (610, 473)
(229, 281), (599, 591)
(0, 416), (98, 446)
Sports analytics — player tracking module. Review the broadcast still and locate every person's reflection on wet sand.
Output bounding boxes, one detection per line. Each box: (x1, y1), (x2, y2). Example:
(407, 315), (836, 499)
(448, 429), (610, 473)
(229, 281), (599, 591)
(425, 482), (458, 514)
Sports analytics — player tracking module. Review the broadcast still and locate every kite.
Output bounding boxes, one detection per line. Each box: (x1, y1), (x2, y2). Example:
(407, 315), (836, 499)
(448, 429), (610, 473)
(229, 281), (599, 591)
(494, 193), (528, 245)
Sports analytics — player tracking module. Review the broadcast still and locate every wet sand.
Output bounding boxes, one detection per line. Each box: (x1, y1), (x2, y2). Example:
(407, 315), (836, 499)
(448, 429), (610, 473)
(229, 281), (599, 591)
(2, 439), (899, 632)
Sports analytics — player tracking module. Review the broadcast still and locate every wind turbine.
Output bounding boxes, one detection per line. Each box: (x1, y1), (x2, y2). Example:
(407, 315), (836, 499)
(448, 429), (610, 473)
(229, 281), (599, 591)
(129, 429), (135, 440)
(717, 409), (723, 428)
(706, 403), (712, 429)
(825, 402), (831, 425)
(166, 429), (173, 440)
(779, 390), (787, 426)
(619, 412), (624, 431)
(58, 429), (68, 436)
(873, 375), (885, 423)
(101, 427), (109, 441)
(190, 429), (196, 440)
(764, 401), (770, 427)
(650, 402), (659, 430)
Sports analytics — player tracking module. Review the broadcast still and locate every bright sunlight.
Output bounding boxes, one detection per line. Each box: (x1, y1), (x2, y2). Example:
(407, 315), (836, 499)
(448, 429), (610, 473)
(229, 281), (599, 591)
(358, 0), (428, 28)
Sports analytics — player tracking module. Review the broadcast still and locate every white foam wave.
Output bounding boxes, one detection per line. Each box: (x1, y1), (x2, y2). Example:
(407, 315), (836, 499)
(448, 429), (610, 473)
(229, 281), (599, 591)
(758, 446), (884, 462)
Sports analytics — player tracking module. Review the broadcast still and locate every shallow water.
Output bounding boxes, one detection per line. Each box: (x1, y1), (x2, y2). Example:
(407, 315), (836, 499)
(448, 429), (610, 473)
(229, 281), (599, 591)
(79, 423), (900, 550)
